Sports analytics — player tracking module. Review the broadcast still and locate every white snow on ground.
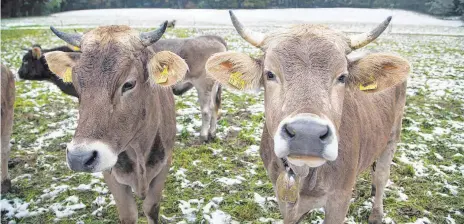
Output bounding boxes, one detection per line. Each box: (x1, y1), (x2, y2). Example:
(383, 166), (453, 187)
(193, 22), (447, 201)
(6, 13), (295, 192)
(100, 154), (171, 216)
(244, 145), (260, 156)
(1, 198), (43, 218)
(178, 199), (204, 222)
(253, 193), (277, 211)
(217, 176), (246, 186)
(40, 184), (70, 200)
(2, 8), (462, 31)
(50, 201), (86, 218)
(204, 210), (235, 224)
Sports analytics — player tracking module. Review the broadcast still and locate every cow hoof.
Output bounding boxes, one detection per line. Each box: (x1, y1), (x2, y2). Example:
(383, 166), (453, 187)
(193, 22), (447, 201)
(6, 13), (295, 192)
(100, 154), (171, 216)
(200, 135), (209, 143)
(368, 220), (382, 224)
(1, 179), (11, 194)
(368, 209), (383, 224)
(208, 133), (216, 142)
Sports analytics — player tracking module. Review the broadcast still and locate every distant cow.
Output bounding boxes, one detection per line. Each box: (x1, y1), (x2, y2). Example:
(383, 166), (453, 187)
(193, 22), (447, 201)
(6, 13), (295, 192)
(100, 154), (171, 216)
(153, 36), (226, 142)
(20, 37), (226, 142)
(18, 44), (79, 97)
(45, 22), (188, 223)
(206, 11), (410, 223)
(1, 64), (15, 193)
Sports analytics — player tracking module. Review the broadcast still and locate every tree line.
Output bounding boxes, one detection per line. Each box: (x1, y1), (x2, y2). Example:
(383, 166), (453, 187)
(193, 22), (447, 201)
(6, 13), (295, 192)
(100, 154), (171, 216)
(2, 0), (464, 20)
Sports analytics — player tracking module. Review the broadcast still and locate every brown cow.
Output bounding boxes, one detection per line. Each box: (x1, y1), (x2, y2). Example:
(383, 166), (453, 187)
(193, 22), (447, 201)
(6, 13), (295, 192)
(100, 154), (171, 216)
(1, 64), (15, 193)
(44, 22), (188, 223)
(154, 36), (226, 142)
(206, 11), (410, 223)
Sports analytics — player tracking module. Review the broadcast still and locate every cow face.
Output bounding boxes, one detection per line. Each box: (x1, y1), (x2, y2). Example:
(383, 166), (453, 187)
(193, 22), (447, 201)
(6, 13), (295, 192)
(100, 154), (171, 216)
(45, 24), (188, 173)
(18, 45), (48, 80)
(206, 11), (410, 168)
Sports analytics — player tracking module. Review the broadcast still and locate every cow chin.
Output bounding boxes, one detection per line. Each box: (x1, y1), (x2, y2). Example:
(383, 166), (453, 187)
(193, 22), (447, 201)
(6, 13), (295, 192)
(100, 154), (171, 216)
(273, 114), (339, 168)
(66, 140), (118, 173)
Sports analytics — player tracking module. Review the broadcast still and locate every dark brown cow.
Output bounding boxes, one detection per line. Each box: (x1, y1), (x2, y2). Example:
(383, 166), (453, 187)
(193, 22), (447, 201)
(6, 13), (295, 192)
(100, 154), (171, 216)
(1, 64), (15, 193)
(44, 23), (188, 223)
(206, 11), (410, 223)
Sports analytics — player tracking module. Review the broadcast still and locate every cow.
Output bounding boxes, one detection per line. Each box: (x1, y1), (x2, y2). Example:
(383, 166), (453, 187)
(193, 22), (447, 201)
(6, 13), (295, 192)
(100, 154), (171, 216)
(1, 64), (15, 193)
(44, 22), (188, 223)
(205, 11), (410, 223)
(18, 44), (79, 97)
(18, 38), (226, 143)
(153, 36), (226, 142)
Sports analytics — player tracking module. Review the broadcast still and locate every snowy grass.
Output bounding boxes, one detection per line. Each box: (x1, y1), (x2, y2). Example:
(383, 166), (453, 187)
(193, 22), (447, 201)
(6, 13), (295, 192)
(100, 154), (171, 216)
(1, 24), (463, 223)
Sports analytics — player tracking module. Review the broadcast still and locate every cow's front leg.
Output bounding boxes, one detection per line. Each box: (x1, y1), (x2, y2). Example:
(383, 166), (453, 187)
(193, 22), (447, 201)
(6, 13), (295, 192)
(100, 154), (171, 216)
(1, 139), (11, 193)
(103, 171), (137, 224)
(208, 83), (221, 140)
(323, 191), (352, 224)
(195, 84), (213, 143)
(369, 140), (396, 224)
(143, 164), (170, 224)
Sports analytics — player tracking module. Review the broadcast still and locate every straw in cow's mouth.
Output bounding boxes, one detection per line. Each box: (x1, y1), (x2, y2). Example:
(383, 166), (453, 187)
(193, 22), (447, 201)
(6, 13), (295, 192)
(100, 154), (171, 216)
(281, 157), (294, 175)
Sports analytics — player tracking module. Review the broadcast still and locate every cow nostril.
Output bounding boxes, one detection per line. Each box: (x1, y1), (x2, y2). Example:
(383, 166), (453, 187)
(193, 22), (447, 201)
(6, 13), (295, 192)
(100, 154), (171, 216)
(283, 124), (296, 138)
(319, 126), (330, 141)
(84, 151), (98, 167)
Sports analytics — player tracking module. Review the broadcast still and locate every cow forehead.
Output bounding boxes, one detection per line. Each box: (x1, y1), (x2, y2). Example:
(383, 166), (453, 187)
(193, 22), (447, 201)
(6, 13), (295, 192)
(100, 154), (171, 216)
(263, 24), (350, 52)
(82, 25), (143, 50)
(264, 37), (348, 80)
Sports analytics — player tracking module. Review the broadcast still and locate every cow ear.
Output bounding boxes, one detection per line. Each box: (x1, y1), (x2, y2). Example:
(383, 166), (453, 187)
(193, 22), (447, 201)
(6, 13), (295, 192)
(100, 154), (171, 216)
(206, 51), (262, 91)
(147, 51), (188, 87)
(348, 53), (410, 93)
(44, 51), (81, 83)
(32, 46), (42, 59)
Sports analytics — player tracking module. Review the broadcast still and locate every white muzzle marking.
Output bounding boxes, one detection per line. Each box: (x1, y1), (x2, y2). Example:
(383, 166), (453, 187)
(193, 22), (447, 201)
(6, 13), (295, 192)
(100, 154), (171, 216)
(67, 140), (118, 172)
(273, 114), (338, 168)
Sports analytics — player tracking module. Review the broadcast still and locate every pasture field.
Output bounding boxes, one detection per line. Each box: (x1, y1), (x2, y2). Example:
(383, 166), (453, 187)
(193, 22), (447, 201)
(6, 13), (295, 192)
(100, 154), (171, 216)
(1, 25), (463, 224)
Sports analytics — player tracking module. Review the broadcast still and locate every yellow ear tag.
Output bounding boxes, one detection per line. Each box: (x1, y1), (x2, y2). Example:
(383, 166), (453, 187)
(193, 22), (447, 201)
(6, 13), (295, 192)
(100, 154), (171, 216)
(73, 46), (80, 51)
(156, 65), (169, 84)
(228, 72), (246, 90)
(359, 82), (378, 91)
(63, 67), (73, 83)
(359, 75), (377, 91)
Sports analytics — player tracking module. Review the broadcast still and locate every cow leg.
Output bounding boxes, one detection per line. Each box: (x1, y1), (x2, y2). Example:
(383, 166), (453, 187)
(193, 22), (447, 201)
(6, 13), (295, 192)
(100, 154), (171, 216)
(103, 171), (137, 224)
(1, 137), (11, 193)
(143, 163), (170, 224)
(368, 140), (396, 224)
(324, 191), (352, 224)
(172, 81), (193, 96)
(194, 80), (214, 143)
(208, 83), (221, 140)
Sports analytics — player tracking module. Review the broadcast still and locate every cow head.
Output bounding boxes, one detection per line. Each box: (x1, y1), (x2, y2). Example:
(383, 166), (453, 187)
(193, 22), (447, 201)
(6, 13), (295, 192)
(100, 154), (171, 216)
(45, 23), (188, 172)
(18, 45), (48, 80)
(206, 11), (410, 168)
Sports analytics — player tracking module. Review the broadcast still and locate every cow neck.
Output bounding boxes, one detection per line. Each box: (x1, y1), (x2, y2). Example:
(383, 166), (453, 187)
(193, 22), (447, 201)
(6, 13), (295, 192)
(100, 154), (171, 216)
(130, 127), (157, 198)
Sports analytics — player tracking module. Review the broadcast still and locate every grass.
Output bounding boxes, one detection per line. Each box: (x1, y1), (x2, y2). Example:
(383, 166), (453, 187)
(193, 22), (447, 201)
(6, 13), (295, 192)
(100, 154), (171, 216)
(1, 26), (463, 223)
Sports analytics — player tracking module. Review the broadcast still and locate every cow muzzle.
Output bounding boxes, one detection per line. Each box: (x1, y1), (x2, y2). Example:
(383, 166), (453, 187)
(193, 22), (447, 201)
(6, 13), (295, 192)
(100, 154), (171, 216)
(274, 114), (338, 167)
(66, 140), (117, 172)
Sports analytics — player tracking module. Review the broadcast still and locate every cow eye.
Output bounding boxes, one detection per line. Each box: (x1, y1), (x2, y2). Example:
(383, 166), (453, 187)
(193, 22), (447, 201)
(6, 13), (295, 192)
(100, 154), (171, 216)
(266, 71), (276, 80)
(337, 74), (347, 84)
(122, 80), (136, 93)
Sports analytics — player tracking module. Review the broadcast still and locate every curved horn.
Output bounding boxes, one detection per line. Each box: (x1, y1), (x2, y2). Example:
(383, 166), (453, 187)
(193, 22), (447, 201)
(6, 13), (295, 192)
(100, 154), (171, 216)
(50, 26), (82, 47)
(229, 10), (265, 48)
(140, 21), (168, 46)
(349, 16), (392, 50)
